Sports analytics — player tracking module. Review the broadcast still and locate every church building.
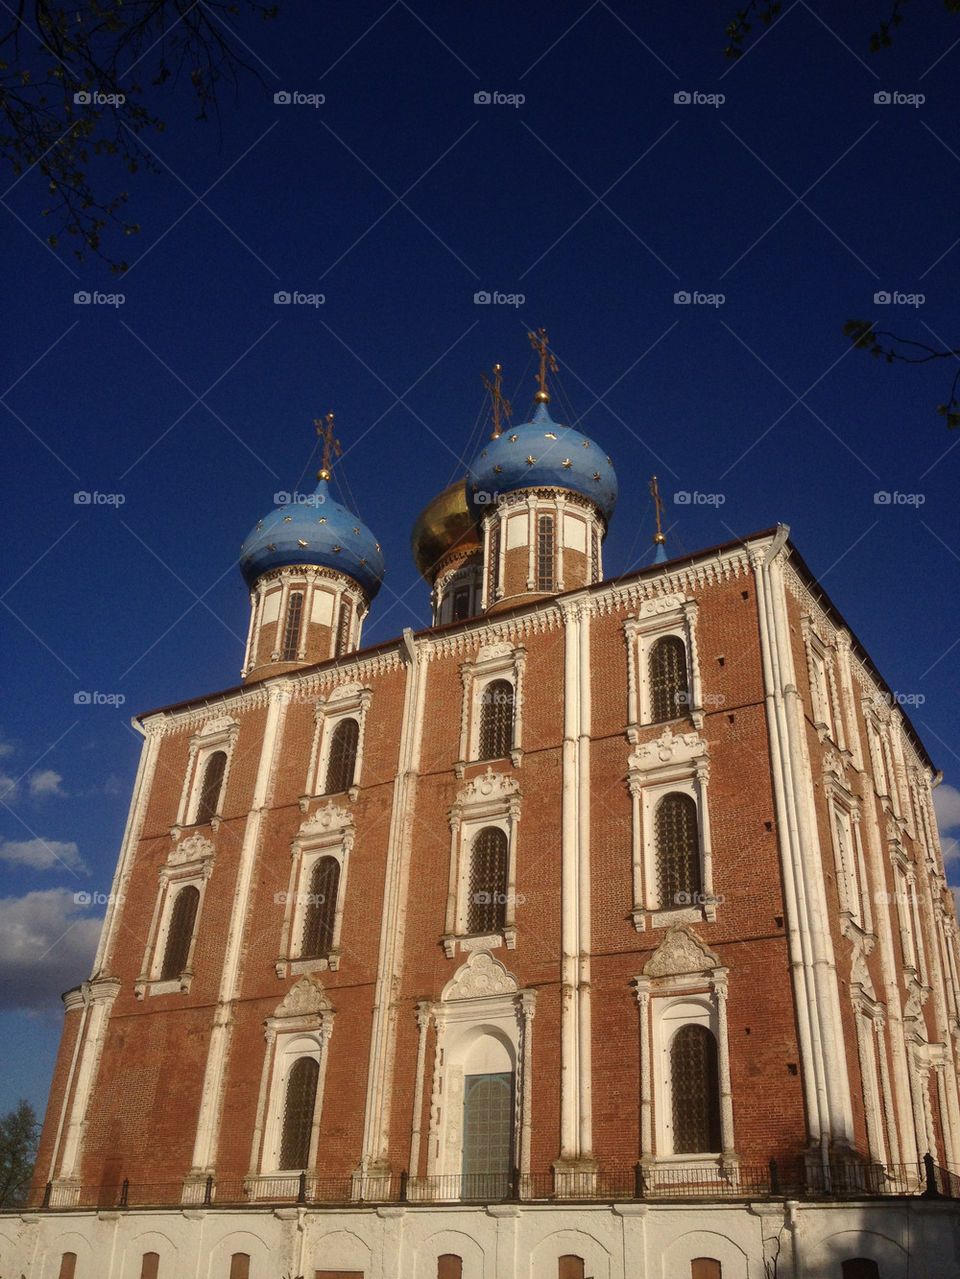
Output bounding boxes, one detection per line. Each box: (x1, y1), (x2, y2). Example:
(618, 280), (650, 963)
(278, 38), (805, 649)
(6, 333), (960, 1278)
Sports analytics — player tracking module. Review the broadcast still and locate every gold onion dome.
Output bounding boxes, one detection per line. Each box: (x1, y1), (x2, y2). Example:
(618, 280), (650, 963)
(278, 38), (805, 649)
(410, 480), (481, 582)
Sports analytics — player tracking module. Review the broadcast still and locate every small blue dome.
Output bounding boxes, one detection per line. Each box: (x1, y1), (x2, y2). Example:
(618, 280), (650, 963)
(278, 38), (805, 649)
(465, 402), (617, 524)
(240, 476), (385, 599)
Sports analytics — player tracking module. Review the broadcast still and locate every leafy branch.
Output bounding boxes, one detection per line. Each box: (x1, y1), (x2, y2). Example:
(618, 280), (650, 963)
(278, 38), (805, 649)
(843, 319), (960, 428)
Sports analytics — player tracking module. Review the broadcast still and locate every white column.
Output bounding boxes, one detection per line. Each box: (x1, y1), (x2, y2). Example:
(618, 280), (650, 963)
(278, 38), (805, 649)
(408, 1003), (432, 1177)
(558, 599), (581, 1163)
(636, 989), (652, 1160)
(716, 978), (735, 1158)
(57, 978), (122, 1181)
(577, 600), (593, 1163)
(519, 991), (536, 1180)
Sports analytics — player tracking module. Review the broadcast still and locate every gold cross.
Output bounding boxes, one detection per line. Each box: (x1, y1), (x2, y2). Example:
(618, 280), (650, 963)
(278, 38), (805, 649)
(527, 327), (558, 404)
(314, 412), (342, 480)
(649, 475), (666, 546)
(481, 362), (513, 438)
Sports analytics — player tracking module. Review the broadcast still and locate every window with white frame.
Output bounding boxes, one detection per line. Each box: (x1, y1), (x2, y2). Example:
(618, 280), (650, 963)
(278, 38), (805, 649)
(306, 682), (371, 800)
(457, 642), (526, 775)
(135, 832), (215, 998)
(276, 803), (353, 977)
(443, 768), (521, 957)
(635, 928), (734, 1172)
(248, 978), (334, 1189)
(802, 619), (835, 741)
(627, 728), (714, 930)
(625, 595), (702, 737)
(174, 716), (239, 833)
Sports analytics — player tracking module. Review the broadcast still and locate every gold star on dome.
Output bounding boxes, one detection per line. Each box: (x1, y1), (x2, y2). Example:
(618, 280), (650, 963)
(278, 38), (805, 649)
(333, 545), (341, 552)
(561, 459), (572, 468)
(353, 527), (359, 534)
(318, 517), (327, 523)
(298, 539), (308, 548)
(480, 449), (487, 458)
(268, 543), (276, 551)
(283, 516), (292, 522)
(582, 440), (590, 448)
(360, 557), (367, 566)
(509, 434), (518, 442)
(544, 432), (557, 440)
(592, 472), (601, 481)
(526, 455), (536, 465)
(375, 542), (381, 552)
(256, 521), (262, 531)
(493, 464), (502, 474)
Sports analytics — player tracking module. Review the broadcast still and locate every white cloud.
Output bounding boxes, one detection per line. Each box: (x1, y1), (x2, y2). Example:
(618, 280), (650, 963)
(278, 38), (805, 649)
(934, 783), (960, 834)
(0, 837), (85, 873)
(28, 769), (65, 798)
(942, 836), (960, 867)
(0, 889), (102, 1013)
(0, 772), (18, 802)
(0, 730), (14, 757)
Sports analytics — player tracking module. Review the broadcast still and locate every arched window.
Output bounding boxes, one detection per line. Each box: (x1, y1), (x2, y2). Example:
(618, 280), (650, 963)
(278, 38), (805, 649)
(280, 591), (304, 661)
(300, 856), (340, 958)
(537, 514), (555, 592)
(140, 1254), (160, 1279)
(279, 1055), (319, 1170)
(559, 1258), (585, 1279)
(195, 750), (227, 824)
(692, 1260), (722, 1279)
(656, 792), (701, 909)
(438, 1257), (463, 1279)
(591, 526), (602, 584)
(324, 718), (359, 794)
(841, 1263), (880, 1279)
(478, 679), (514, 760)
(671, 1024), (721, 1153)
(649, 635), (689, 723)
(229, 1257), (250, 1279)
(160, 884), (200, 980)
(462, 1071), (513, 1197)
(58, 1255), (77, 1279)
(467, 827), (508, 934)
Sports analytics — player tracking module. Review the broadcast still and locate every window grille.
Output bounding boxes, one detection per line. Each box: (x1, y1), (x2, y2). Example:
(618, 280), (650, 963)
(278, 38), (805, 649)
(279, 1056), (319, 1169)
(300, 856), (340, 958)
(670, 1024), (721, 1153)
(195, 750), (227, 824)
(649, 635), (689, 723)
(335, 598), (352, 656)
(160, 884), (200, 980)
(655, 792), (701, 909)
(537, 514), (555, 592)
(467, 827), (508, 934)
(591, 526), (602, 584)
(324, 718), (359, 794)
(462, 1071), (513, 1197)
(487, 522), (501, 600)
(452, 586), (471, 621)
(478, 680), (513, 760)
(281, 591), (304, 661)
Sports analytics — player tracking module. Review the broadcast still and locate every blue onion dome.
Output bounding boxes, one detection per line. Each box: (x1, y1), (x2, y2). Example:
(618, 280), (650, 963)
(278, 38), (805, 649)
(465, 401), (617, 524)
(239, 474), (385, 600)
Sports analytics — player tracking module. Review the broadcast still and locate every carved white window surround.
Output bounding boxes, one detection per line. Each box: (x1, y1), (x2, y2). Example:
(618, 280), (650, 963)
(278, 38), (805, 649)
(634, 927), (735, 1178)
(135, 832), (215, 999)
(624, 594), (703, 739)
(456, 642), (526, 777)
(302, 681), (372, 803)
(801, 618), (839, 745)
(246, 977), (335, 1194)
(822, 759), (873, 937)
(276, 803), (354, 977)
(172, 716), (240, 835)
(626, 727), (715, 930)
(849, 941), (893, 1167)
(415, 953), (535, 1193)
(443, 767), (521, 957)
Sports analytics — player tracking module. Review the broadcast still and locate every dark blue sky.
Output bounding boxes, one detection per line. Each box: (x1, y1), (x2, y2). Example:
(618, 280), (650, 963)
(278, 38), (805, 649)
(2, 1), (959, 1118)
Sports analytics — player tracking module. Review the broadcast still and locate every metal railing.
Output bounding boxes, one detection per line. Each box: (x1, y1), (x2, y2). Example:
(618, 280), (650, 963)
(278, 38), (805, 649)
(24, 1154), (958, 1213)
